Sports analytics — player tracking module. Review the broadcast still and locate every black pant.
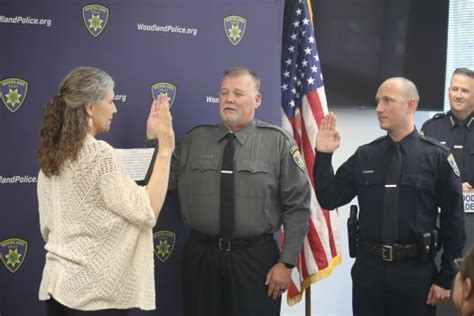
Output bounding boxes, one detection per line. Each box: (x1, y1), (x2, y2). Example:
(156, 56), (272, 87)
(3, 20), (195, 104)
(351, 255), (437, 316)
(182, 234), (281, 316)
(45, 297), (129, 316)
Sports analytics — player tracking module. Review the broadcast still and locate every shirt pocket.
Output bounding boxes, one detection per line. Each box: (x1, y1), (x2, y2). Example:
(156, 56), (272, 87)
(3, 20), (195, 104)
(190, 158), (219, 195)
(401, 174), (435, 194)
(358, 170), (384, 188)
(357, 171), (384, 219)
(235, 160), (270, 198)
(234, 160), (273, 235)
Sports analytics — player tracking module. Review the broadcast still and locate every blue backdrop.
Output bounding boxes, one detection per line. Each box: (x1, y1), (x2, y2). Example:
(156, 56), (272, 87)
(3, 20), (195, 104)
(0, 1), (284, 315)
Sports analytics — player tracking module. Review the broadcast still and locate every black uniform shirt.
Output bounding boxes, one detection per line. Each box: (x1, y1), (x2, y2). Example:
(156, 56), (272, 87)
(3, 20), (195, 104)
(314, 128), (465, 289)
(421, 111), (474, 184)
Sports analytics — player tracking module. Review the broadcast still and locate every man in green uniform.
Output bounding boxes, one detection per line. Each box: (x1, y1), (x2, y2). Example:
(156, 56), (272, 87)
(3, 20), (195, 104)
(146, 66), (311, 316)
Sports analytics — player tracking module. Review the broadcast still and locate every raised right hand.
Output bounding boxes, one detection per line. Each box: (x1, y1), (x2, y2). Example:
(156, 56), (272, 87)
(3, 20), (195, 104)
(154, 95), (175, 155)
(315, 112), (341, 153)
(146, 98), (160, 140)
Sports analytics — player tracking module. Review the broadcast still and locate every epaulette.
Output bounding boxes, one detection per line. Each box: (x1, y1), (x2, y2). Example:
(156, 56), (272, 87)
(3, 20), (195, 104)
(420, 135), (450, 152)
(184, 123), (218, 135)
(420, 112), (449, 133)
(356, 135), (385, 152)
(366, 135), (386, 145)
(255, 120), (295, 142)
(431, 112), (448, 120)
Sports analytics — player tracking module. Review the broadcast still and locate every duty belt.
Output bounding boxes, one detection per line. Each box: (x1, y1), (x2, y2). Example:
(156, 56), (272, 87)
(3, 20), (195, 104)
(190, 230), (274, 252)
(358, 240), (419, 262)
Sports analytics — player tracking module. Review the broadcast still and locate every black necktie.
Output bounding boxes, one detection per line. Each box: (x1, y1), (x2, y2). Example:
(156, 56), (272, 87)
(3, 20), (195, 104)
(220, 133), (235, 240)
(381, 142), (402, 244)
(452, 124), (465, 177)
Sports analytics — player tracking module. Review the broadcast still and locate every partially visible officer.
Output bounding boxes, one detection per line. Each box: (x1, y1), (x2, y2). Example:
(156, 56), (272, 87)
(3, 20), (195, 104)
(421, 67), (474, 191)
(146, 66), (311, 316)
(314, 77), (466, 316)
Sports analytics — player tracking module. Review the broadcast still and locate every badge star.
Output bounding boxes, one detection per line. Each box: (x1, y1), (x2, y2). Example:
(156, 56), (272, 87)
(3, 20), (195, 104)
(88, 14), (103, 32)
(228, 25), (242, 41)
(5, 88), (22, 107)
(5, 249), (22, 267)
(156, 240), (171, 257)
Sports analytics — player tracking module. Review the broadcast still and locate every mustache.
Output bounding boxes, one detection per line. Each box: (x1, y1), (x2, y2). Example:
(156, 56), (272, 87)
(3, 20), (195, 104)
(222, 104), (237, 111)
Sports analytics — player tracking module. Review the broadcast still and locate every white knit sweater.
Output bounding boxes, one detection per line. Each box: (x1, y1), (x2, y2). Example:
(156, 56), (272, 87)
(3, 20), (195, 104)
(37, 134), (157, 311)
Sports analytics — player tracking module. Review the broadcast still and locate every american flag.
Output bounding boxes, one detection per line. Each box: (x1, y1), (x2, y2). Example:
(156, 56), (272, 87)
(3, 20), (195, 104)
(280, 0), (342, 305)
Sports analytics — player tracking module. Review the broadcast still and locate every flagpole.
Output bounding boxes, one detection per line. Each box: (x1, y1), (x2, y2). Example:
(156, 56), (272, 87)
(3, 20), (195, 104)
(305, 286), (311, 316)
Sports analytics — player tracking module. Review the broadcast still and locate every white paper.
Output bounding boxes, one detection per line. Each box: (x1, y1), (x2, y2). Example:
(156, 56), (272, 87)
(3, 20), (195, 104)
(114, 148), (154, 181)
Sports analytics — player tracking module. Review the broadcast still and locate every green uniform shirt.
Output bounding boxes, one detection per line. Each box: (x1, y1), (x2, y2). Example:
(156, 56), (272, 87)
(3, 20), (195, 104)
(170, 119), (311, 265)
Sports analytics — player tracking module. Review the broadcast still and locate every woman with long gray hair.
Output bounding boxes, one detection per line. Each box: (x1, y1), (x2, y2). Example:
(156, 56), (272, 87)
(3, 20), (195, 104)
(37, 66), (174, 315)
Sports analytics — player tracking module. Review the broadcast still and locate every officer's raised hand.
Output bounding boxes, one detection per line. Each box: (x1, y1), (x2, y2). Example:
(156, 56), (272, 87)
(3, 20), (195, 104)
(316, 112), (341, 153)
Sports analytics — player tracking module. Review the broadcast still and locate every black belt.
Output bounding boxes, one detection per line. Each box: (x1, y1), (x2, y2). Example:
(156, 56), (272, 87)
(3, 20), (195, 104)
(358, 240), (419, 262)
(190, 230), (274, 252)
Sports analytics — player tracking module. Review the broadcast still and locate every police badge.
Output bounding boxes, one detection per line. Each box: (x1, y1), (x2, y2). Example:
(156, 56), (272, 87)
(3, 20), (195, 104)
(1, 78), (28, 113)
(82, 4), (109, 37)
(153, 230), (176, 263)
(1, 238), (28, 273)
(224, 15), (247, 46)
(151, 82), (176, 109)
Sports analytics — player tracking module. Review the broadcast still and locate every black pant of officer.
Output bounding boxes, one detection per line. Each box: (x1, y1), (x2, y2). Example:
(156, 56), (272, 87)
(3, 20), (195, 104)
(351, 255), (437, 316)
(181, 234), (281, 316)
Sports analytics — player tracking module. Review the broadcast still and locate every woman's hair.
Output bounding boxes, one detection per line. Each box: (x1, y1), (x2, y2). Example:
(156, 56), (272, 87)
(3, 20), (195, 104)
(37, 67), (114, 176)
(459, 246), (474, 284)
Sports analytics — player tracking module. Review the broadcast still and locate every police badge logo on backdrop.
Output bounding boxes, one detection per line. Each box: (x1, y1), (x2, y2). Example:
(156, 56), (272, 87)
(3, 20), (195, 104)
(0, 78), (28, 113)
(224, 15), (247, 46)
(1, 238), (28, 273)
(151, 82), (177, 108)
(153, 230), (176, 263)
(82, 4), (109, 37)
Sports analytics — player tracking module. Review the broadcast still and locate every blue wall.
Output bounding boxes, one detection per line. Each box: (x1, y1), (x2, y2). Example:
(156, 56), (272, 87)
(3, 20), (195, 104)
(0, 1), (283, 315)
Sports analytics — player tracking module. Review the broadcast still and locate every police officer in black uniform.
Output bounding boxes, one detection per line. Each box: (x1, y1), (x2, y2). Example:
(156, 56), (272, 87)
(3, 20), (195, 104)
(314, 77), (466, 316)
(421, 67), (474, 191)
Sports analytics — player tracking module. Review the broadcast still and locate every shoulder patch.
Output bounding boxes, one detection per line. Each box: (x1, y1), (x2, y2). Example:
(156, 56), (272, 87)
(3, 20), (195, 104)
(447, 153), (460, 177)
(290, 144), (306, 172)
(185, 123), (218, 135)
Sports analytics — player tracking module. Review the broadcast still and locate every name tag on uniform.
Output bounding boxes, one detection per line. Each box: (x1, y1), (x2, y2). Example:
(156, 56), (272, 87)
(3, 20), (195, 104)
(385, 184), (397, 188)
(454, 145), (463, 149)
(440, 141), (446, 144)
(362, 170), (374, 174)
(221, 170), (233, 174)
(463, 191), (474, 213)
